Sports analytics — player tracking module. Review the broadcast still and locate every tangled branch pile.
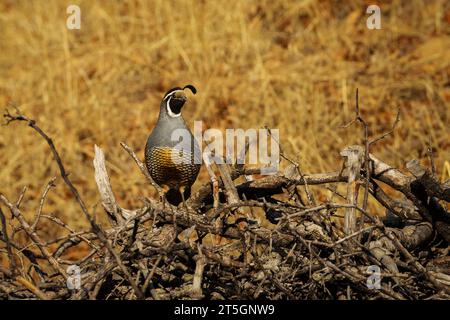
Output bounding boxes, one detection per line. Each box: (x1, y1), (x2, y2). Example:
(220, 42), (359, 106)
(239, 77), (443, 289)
(0, 107), (449, 300)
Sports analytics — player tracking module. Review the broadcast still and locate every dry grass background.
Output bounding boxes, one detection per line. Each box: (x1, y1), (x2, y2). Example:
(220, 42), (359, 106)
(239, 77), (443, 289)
(0, 0), (449, 254)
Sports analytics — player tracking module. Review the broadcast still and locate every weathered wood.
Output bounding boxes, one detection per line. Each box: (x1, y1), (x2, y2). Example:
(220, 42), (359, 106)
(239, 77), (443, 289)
(2, 108), (450, 300)
(94, 145), (128, 222)
(407, 159), (450, 202)
(340, 145), (364, 235)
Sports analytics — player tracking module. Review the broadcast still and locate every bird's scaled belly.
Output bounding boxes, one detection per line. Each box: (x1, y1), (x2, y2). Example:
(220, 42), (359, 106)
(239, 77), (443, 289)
(146, 147), (200, 189)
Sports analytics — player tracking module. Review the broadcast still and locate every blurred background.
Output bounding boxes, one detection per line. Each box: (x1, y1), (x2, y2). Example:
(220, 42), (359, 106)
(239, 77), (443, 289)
(0, 1), (449, 254)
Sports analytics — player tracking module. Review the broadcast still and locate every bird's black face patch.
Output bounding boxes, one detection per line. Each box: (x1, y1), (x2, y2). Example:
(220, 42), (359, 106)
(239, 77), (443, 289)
(163, 85), (196, 117)
(168, 96), (186, 115)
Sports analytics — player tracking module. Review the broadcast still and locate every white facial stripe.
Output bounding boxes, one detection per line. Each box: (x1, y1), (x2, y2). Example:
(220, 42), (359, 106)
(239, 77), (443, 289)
(166, 96), (182, 118)
(163, 89), (184, 101)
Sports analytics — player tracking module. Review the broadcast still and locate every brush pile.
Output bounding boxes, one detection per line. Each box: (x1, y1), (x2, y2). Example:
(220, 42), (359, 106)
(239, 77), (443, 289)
(0, 108), (449, 300)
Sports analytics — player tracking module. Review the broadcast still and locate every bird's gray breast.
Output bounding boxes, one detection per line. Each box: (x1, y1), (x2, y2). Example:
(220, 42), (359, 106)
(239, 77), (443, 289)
(145, 117), (200, 159)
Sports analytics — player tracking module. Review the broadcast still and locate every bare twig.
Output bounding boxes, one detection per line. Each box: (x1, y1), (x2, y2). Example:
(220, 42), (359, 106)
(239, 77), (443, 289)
(31, 177), (56, 232)
(3, 109), (144, 299)
(0, 206), (16, 273)
(120, 141), (163, 195)
(0, 194), (67, 279)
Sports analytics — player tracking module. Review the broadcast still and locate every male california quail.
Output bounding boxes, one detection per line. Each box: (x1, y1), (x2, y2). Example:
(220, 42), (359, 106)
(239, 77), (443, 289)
(145, 85), (201, 206)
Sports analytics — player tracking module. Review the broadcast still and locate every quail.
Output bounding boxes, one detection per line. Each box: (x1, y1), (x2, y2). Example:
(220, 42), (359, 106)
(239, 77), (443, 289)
(145, 85), (201, 206)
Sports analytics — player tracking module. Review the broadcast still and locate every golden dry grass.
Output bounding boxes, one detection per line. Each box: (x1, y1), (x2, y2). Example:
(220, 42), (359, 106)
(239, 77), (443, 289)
(0, 0), (449, 246)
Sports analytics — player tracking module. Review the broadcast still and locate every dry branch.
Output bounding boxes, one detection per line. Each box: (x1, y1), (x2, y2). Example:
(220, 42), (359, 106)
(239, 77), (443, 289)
(1, 107), (449, 300)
